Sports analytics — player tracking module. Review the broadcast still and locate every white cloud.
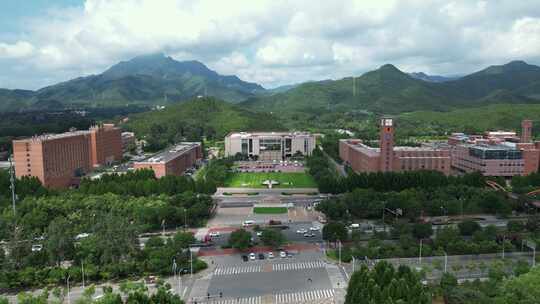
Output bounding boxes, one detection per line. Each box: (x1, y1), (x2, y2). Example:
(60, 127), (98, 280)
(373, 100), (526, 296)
(1, 0), (540, 89)
(0, 41), (35, 59)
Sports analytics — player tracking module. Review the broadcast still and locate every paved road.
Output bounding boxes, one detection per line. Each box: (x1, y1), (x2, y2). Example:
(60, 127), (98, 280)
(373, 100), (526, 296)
(190, 250), (347, 304)
(207, 222), (323, 247)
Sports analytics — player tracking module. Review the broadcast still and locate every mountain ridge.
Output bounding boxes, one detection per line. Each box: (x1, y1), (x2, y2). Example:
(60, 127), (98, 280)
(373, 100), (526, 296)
(242, 60), (540, 115)
(0, 54), (265, 112)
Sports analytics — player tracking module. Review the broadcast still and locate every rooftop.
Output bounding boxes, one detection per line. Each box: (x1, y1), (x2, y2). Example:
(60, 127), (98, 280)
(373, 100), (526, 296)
(227, 131), (313, 139)
(135, 142), (200, 164)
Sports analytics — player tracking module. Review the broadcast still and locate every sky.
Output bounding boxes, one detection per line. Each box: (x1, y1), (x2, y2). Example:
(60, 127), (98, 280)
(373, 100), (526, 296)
(1, 0), (540, 90)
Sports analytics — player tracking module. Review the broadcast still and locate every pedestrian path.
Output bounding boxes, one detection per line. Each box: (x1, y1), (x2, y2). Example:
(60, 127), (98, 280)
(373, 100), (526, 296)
(213, 265), (263, 276)
(272, 260), (325, 272)
(206, 296), (263, 304)
(274, 289), (335, 303)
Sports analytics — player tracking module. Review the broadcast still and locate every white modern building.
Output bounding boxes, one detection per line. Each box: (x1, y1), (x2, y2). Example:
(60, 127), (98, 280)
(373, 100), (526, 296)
(224, 131), (316, 161)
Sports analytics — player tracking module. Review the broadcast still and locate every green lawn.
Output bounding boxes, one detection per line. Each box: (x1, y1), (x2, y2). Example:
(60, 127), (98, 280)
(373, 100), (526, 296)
(224, 172), (317, 188)
(253, 207), (288, 214)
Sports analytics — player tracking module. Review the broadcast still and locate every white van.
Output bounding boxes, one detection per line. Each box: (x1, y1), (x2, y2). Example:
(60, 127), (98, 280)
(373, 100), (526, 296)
(350, 223), (360, 229)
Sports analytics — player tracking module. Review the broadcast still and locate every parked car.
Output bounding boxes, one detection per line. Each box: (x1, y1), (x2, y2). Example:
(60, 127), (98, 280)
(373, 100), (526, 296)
(242, 255), (249, 262)
(256, 231), (263, 237)
(209, 231), (221, 237)
(249, 253), (256, 260)
(303, 233), (315, 238)
(296, 228), (307, 234)
(258, 253), (265, 260)
(309, 226), (320, 231)
(268, 252), (274, 259)
(280, 251), (287, 258)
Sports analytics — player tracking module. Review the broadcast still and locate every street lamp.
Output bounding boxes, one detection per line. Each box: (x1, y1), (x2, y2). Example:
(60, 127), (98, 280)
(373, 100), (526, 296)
(67, 274), (71, 304)
(419, 239), (423, 265)
(444, 251), (448, 273)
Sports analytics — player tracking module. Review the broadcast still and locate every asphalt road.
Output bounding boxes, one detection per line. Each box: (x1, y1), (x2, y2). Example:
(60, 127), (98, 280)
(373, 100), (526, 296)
(208, 222), (323, 247)
(208, 268), (331, 298)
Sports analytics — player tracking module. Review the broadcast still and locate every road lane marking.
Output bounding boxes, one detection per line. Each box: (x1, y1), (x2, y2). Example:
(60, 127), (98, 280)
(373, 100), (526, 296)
(274, 289), (335, 304)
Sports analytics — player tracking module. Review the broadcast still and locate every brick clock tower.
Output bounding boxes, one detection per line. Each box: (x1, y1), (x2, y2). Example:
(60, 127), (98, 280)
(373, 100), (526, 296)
(379, 118), (395, 172)
(521, 119), (533, 143)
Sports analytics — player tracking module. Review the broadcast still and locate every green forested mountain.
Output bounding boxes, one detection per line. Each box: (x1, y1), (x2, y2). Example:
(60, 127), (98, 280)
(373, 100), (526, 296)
(0, 54), (265, 112)
(243, 61), (540, 115)
(123, 97), (284, 150)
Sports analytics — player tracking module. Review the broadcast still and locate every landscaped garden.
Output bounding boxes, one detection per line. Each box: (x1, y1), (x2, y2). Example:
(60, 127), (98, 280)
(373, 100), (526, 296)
(253, 206), (288, 214)
(223, 172), (317, 188)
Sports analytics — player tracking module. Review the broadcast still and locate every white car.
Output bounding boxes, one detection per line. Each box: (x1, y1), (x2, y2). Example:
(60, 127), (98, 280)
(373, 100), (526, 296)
(209, 231), (221, 237)
(243, 220), (255, 227)
(256, 231), (263, 237)
(309, 226), (320, 231)
(249, 253), (256, 260)
(280, 251), (287, 258)
(268, 252), (274, 259)
(296, 228), (307, 234)
(31, 244), (43, 252)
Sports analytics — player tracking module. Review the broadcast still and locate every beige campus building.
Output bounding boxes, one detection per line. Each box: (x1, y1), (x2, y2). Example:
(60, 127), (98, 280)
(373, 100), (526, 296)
(224, 131), (316, 161)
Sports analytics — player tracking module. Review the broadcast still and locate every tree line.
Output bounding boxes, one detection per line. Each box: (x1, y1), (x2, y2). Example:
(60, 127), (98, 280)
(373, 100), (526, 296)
(306, 147), (486, 194)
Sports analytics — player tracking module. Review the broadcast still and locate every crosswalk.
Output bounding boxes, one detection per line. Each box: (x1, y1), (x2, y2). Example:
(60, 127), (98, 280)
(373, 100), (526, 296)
(275, 289), (335, 303)
(214, 265), (263, 276)
(208, 296), (262, 304)
(272, 261), (325, 272)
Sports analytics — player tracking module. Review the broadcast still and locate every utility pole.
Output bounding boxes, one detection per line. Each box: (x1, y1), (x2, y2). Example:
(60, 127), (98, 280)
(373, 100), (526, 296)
(351, 256), (356, 273)
(9, 155), (16, 215)
(173, 258), (178, 294)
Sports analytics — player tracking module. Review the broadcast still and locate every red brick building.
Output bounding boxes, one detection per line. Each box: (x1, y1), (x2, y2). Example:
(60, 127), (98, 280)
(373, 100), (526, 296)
(133, 142), (202, 178)
(340, 118), (451, 175)
(13, 124), (122, 188)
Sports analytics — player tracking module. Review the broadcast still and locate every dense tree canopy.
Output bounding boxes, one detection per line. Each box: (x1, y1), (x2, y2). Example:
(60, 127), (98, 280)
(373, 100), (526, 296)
(345, 262), (430, 304)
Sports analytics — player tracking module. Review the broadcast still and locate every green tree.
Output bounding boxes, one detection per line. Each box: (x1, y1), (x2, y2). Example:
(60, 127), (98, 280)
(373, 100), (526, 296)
(495, 266), (540, 304)
(260, 229), (285, 248)
(228, 229), (251, 251)
(46, 216), (74, 266)
(322, 222), (348, 243)
(412, 223), (433, 239)
(458, 220), (482, 236)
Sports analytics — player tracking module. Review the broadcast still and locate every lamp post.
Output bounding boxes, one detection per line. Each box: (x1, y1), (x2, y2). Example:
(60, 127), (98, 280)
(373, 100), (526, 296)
(444, 251), (448, 273)
(184, 208), (188, 231)
(81, 260), (85, 289)
(338, 240), (342, 266)
(352, 256), (356, 273)
(502, 235), (506, 259)
(67, 274), (71, 304)
(419, 239), (423, 265)
(9, 155), (16, 215)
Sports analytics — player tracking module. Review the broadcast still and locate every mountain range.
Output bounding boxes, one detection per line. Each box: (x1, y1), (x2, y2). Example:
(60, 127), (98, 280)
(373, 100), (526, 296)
(242, 60), (540, 115)
(0, 54), (265, 112)
(1, 54), (540, 116)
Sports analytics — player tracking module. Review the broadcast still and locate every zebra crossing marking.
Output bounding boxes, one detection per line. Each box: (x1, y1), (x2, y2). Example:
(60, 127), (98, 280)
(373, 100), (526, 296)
(213, 265), (263, 276)
(274, 289), (335, 303)
(207, 296), (262, 304)
(272, 260), (326, 272)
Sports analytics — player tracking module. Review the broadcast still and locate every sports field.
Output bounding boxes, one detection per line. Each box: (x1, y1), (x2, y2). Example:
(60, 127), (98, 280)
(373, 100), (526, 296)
(223, 172), (317, 188)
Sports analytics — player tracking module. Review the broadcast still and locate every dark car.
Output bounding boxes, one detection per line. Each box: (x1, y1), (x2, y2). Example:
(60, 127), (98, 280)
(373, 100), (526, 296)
(258, 253), (265, 260)
(241, 255), (248, 262)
